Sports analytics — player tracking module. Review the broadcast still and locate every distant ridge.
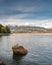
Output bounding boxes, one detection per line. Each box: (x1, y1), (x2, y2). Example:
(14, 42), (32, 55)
(8, 25), (52, 33)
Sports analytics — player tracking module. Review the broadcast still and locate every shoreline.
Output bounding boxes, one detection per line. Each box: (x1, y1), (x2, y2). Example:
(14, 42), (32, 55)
(0, 32), (52, 36)
(11, 32), (52, 34)
(0, 33), (10, 36)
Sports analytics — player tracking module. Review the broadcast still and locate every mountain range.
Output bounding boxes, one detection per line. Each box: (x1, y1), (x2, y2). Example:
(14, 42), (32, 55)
(8, 25), (52, 33)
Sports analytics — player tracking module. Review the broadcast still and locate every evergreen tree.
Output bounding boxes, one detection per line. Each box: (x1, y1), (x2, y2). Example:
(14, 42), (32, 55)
(0, 24), (10, 33)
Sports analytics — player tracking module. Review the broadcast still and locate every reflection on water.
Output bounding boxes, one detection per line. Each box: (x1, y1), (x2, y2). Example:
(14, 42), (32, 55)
(0, 34), (52, 65)
(13, 54), (26, 61)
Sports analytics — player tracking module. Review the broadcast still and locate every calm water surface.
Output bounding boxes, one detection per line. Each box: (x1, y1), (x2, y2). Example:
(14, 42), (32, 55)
(0, 34), (52, 65)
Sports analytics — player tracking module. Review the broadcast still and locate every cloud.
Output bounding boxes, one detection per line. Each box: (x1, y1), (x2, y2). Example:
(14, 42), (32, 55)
(0, 0), (52, 28)
(0, 18), (52, 28)
(0, 0), (52, 20)
(0, 0), (52, 15)
(0, 13), (32, 20)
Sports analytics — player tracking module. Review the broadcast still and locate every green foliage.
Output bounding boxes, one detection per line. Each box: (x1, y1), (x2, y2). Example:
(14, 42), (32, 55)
(0, 24), (10, 33)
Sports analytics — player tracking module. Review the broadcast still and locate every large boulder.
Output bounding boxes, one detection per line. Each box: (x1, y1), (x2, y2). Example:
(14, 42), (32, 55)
(12, 44), (28, 55)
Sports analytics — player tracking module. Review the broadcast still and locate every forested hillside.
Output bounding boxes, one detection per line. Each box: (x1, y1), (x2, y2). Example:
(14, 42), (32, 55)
(0, 24), (10, 33)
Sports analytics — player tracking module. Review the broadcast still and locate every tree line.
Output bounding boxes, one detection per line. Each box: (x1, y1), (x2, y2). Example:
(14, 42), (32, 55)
(0, 24), (10, 33)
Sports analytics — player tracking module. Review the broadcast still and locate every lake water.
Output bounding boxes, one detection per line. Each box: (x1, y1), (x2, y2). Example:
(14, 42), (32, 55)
(0, 34), (52, 65)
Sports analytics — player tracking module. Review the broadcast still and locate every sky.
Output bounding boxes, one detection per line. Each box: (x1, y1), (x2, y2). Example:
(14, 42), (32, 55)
(0, 0), (52, 28)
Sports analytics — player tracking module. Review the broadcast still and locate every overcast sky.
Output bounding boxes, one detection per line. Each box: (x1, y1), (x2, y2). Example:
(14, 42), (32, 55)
(0, 0), (52, 28)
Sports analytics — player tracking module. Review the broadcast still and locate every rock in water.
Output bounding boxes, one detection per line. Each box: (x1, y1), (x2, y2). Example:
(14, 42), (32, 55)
(12, 44), (28, 55)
